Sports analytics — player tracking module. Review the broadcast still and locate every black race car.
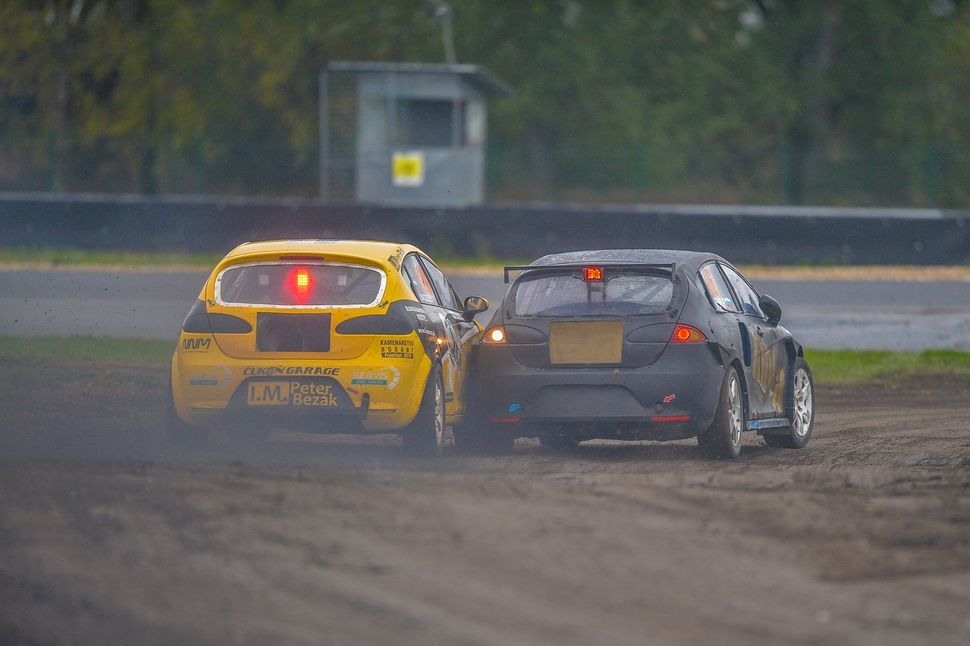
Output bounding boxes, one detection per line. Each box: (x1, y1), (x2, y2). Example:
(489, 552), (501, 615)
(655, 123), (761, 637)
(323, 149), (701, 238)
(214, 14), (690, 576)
(456, 249), (815, 458)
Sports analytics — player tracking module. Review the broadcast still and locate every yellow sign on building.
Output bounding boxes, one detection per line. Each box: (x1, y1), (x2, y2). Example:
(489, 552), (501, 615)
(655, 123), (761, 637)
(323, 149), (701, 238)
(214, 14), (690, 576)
(392, 151), (425, 187)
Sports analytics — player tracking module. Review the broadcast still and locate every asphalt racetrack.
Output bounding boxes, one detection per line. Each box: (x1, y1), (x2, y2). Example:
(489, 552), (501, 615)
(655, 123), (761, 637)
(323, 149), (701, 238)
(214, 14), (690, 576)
(1, 266), (969, 645)
(2, 267), (970, 349)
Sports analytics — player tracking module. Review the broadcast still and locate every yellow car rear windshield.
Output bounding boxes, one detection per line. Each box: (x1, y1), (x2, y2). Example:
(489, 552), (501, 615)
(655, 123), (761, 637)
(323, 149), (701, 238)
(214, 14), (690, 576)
(216, 262), (385, 307)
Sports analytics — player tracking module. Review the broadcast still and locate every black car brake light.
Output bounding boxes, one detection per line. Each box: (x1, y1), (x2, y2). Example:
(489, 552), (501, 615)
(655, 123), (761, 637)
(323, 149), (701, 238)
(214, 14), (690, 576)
(670, 324), (706, 343)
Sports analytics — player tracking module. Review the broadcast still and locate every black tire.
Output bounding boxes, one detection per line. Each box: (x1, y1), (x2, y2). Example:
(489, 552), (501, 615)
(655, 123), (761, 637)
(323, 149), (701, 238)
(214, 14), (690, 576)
(452, 423), (514, 454)
(765, 358), (815, 449)
(402, 365), (446, 456)
(697, 365), (745, 459)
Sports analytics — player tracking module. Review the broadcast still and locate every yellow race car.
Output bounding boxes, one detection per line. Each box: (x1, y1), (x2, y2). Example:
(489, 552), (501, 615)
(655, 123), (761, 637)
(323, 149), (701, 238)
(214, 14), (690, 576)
(167, 240), (490, 454)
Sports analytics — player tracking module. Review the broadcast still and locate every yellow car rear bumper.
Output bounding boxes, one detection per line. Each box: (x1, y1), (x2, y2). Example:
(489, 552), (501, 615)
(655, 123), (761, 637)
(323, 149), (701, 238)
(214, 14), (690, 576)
(171, 332), (432, 432)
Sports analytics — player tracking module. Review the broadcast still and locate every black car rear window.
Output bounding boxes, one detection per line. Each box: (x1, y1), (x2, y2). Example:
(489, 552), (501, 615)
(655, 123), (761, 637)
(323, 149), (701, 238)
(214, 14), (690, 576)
(512, 270), (673, 317)
(217, 263), (383, 307)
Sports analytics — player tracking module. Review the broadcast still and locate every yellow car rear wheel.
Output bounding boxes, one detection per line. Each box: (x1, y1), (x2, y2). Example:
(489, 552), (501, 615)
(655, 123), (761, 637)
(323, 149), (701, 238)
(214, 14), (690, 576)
(402, 364), (445, 457)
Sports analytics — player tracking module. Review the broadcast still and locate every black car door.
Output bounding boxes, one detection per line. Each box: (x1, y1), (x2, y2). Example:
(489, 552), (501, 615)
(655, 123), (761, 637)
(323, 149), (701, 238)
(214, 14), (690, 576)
(718, 263), (787, 418)
(417, 256), (480, 417)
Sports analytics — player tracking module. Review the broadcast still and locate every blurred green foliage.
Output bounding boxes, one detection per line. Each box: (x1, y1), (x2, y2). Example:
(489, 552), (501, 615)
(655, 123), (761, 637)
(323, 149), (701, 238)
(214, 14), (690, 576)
(1, 1), (968, 206)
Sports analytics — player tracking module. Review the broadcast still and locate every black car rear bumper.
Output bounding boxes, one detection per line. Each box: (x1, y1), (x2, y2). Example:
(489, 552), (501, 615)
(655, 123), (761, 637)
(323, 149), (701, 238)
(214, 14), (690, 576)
(472, 342), (726, 439)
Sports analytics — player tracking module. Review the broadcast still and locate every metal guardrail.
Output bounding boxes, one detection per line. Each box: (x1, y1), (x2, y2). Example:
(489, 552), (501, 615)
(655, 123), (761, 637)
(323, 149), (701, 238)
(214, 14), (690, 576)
(529, 202), (958, 221)
(3, 191), (965, 218)
(1, 191), (967, 264)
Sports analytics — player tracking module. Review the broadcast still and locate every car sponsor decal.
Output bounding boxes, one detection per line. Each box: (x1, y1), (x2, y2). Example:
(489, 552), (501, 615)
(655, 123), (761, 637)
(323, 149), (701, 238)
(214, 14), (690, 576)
(188, 367), (233, 389)
(247, 381), (339, 407)
(350, 366), (400, 389)
(404, 305), (429, 321)
(242, 366), (341, 376)
(182, 336), (212, 352)
(387, 247), (405, 269)
(380, 338), (414, 359)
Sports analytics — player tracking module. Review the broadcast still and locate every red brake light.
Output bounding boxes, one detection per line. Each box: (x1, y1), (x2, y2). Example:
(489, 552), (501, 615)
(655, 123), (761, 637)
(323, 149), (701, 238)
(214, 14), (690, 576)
(671, 324), (706, 343)
(287, 266), (313, 303)
(583, 266), (604, 282)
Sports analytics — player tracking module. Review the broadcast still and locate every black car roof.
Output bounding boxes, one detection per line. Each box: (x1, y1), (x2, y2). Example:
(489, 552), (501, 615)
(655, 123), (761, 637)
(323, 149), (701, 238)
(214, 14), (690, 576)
(530, 249), (724, 274)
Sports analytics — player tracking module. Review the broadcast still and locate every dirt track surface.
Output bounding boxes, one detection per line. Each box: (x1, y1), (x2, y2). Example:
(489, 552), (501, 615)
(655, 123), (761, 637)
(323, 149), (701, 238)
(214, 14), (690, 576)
(2, 382), (970, 645)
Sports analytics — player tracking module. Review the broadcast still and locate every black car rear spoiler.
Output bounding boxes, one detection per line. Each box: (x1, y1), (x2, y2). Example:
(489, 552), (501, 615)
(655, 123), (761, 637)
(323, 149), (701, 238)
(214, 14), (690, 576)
(503, 263), (676, 284)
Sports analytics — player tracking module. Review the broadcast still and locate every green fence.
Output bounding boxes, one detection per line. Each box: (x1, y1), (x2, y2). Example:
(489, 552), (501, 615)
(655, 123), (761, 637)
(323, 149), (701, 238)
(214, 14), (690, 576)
(485, 140), (970, 208)
(1, 132), (968, 208)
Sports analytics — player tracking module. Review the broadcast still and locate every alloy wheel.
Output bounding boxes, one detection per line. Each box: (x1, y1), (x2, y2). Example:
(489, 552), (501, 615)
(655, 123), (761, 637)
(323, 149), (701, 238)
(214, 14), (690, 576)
(792, 368), (813, 437)
(729, 375), (742, 447)
(434, 377), (445, 449)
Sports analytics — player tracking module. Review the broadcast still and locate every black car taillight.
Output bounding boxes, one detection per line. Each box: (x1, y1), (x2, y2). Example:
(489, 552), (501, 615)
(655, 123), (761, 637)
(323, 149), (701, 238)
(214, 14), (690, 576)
(670, 324), (706, 343)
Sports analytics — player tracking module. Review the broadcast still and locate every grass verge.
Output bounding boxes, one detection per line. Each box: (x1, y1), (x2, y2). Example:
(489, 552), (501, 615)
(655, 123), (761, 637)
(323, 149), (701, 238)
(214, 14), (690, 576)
(804, 349), (970, 385)
(0, 336), (173, 364)
(1, 337), (968, 387)
(0, 247), (221, 268)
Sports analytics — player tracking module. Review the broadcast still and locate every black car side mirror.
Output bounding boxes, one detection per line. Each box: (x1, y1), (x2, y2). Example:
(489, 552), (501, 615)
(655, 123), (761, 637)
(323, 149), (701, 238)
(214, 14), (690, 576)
(759, 294), (782, 325)
(462, 295), (489, 321)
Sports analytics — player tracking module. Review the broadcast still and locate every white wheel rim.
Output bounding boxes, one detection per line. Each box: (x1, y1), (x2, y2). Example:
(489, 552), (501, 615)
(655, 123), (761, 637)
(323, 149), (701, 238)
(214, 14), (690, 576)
(729, 375), (742, 447)
(792, 368), (813, 437)
(434, 378), (444, 448)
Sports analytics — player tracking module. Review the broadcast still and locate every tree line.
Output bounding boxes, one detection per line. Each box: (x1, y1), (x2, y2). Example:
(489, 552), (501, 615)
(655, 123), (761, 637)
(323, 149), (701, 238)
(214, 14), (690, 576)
(1, 0), (968, 206)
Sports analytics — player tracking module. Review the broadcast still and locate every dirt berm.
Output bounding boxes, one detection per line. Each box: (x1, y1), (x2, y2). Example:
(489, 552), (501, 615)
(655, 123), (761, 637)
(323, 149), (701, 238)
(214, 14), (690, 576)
(1, 380), (969, 645)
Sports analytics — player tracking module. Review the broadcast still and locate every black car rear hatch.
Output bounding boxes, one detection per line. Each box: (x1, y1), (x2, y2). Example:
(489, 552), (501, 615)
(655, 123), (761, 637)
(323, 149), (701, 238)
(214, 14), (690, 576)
(500, 263), (687, 368)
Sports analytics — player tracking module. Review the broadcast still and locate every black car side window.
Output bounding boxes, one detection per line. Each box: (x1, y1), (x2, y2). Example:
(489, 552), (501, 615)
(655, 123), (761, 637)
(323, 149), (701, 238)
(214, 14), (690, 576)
(719, 264), (765, 318)
(698, 263), (740, 313)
